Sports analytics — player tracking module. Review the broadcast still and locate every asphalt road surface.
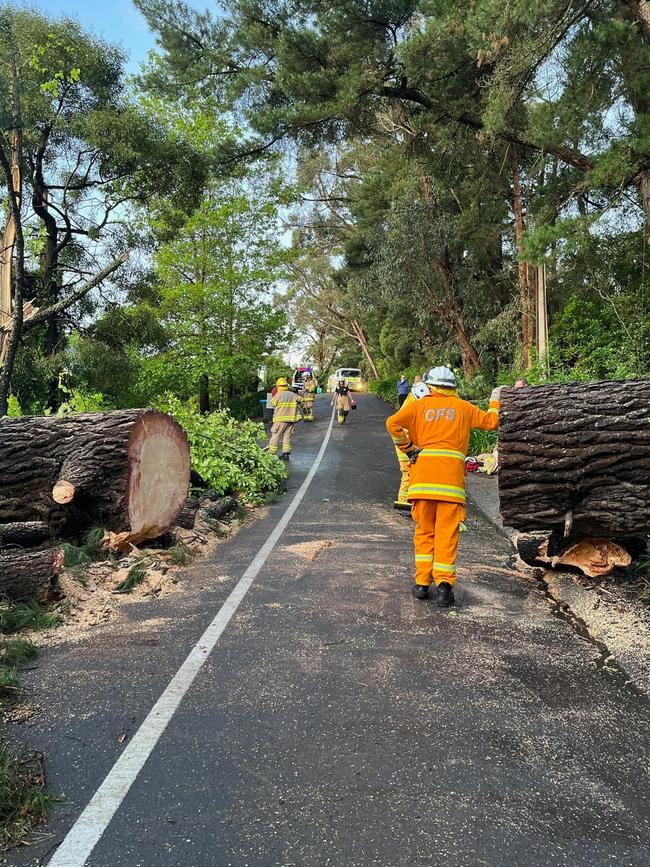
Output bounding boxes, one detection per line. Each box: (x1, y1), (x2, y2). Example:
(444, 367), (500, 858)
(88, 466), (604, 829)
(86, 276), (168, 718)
(8, 394), (650, 867)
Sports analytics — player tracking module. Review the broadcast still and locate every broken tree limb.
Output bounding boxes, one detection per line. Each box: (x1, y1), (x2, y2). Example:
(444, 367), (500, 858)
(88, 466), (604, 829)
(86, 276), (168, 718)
(499, 379), (650, 545)
(0, 410), (190, 549)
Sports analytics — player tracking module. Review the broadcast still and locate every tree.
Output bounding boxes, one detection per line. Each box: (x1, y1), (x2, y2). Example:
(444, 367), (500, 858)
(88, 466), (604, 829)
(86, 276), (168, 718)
(146, 181), (290, 412)
(0, 6), (206, 415)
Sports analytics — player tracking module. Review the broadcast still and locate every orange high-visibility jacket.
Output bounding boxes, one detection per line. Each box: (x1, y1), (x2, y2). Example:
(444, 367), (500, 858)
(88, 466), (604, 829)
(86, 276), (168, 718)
(386, 391), (499, 504)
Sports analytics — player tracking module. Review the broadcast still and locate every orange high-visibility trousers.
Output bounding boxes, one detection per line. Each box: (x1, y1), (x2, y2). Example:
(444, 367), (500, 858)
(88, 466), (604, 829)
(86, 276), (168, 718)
(411, 499), (465, 587)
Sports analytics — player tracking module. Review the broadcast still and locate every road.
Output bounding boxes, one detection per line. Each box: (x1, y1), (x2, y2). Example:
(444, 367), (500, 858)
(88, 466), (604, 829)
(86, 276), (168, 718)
(9, 394), (650, 867)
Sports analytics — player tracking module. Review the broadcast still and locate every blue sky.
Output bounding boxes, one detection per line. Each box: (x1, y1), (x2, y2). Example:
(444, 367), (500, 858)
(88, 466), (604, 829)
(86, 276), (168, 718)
(31, 1), (211, 71)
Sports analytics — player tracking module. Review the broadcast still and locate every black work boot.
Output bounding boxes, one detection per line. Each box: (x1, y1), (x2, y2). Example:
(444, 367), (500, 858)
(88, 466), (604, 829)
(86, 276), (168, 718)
(412, 583), (429, 600)
(280, 453), (290, 462)
(436, 581), (455, 608)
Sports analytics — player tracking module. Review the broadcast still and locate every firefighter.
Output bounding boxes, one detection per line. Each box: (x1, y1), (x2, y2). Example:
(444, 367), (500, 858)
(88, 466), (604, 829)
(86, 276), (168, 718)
(386, 366), (501, 607)
(302, 374), (318, 422)
(393, 380), (431, 512)
(332, 378), (353, 424)
(269, 377), (302, 460)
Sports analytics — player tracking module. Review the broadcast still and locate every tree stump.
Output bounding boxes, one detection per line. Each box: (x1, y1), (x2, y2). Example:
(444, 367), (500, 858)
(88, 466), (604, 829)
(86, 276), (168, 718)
(499, 379), (650, 558)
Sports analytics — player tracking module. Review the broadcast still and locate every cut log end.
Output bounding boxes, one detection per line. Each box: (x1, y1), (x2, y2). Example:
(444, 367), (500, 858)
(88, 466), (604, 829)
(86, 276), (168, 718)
(52, 479), (75, 505)
(126, 411), (191, 538)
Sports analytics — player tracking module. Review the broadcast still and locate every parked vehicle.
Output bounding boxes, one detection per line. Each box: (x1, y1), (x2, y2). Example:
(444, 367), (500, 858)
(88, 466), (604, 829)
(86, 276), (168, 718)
(291, 366), (314, 394)
(326, 367), (366, 392)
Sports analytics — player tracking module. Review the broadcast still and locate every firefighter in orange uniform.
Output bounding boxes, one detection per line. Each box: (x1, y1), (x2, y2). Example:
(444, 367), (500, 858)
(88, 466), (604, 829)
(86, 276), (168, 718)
(386, 366), (501, 606)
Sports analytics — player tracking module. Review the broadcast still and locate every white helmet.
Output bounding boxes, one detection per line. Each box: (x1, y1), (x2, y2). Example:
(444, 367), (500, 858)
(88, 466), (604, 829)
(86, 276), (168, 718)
(411, 382), (430, 399)
(424, 366), (457, 388)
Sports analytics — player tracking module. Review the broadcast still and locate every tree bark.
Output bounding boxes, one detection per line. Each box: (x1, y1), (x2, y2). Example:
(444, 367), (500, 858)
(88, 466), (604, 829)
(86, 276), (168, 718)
(0, 410), (190, 549)
(498, 380), (650, 543)
(199, 373), (211, 414)
(0, 48), (25, 418)
(0, 522), (51, 548)
(351, 319), (380, 379)
(0, 547), (63, 601)
(510, 146), (533, 369)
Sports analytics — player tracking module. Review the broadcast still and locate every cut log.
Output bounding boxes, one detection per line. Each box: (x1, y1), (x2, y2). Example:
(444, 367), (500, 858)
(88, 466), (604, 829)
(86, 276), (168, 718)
(174, 497), (201, 530)
(0, 522), (51, 548)
(199, 496), (238, 521)
(499, 379), (650, 545)
(0, 547), (63, 601)
(0, 410), (190, 549)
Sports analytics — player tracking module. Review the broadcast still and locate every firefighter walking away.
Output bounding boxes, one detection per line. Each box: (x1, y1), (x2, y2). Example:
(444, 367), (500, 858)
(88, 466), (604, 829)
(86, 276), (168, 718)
(386, 366), (501, 606)
(269, 378), (302, 461)
(332, 378), (354, 424)
(302, 374), (318, 422)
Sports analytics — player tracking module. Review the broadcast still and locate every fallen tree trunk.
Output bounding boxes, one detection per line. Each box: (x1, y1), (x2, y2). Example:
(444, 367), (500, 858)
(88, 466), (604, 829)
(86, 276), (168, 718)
(499, 379), (650, 548)
(0, 547), (63, 601)
(0, 410), (190, 550)
(0, 521), (51, 548)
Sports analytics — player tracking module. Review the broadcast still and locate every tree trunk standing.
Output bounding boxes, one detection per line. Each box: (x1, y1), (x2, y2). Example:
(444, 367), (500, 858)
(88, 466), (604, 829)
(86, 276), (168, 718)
(0, 50), (26, 418)
(0, 410), (190, 549)
(498, 380), (650, 545)
(429, 252), (482, 376)
(351, 319), (380, 379)
(510, 146), (533, 369)
(199, 373), (211, 414)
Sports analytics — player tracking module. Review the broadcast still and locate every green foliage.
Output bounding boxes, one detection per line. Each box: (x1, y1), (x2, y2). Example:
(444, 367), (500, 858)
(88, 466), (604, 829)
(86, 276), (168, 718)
(147, 180), (291, 408)
(62, 528), (106, 568)
(370, 379), (400, 408)
(114, 561), (147, 594)
(469, 428), (498, 456)
(0, 639), (38, 668)
(169, 543), (195, 567)
(0, 602), (64, 635)
(0, 639), (38, 709)
(6, 397), (21, 418)
(161, 395), (286, 504)
(0, 743), (54, 850)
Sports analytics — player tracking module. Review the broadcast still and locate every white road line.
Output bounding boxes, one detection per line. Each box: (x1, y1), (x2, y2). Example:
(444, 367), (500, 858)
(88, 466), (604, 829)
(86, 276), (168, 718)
(48, 406), (336, 867)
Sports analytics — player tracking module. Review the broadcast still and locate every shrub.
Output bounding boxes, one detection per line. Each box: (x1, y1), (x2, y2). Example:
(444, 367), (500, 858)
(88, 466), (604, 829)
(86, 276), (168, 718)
(370, 378), (400, 407)
(160, 396), (287, 505)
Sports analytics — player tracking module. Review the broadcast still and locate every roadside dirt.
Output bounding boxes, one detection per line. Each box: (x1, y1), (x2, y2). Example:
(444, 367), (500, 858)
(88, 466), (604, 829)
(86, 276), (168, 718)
(32, 512), (250, 649)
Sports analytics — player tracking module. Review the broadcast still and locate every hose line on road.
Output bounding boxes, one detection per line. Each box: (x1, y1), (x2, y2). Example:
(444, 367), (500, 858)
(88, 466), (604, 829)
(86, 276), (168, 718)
(48, 405), (337, 867)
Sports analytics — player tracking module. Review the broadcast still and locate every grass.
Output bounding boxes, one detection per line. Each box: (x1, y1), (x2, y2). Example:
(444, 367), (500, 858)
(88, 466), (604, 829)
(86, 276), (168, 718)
(0, 743), (54, 850)
(61, 526), (105, 568)
(0, 601), (65, 635)
(0, 640), (39, 709)
(0, 639), (38, 668)
(169, 544), (196, 567)
(114, 561), (148, 594)
(0, 668), (20, 701)
(468, 428), (498, 456)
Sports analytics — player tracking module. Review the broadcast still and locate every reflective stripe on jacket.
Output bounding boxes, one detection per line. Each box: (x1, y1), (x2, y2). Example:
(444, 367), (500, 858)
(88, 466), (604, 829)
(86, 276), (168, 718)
(272, 389), (302, 423)
(386, 392), (499, 504)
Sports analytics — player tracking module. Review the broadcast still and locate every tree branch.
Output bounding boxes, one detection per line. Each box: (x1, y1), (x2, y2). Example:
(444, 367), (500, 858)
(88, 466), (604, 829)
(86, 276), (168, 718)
(22, 253), (130, 330)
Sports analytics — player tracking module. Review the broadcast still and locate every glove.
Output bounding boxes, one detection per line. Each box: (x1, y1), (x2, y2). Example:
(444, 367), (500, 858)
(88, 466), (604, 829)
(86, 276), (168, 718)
(408, 447), (422, 465)
(490, 386), (503, 403)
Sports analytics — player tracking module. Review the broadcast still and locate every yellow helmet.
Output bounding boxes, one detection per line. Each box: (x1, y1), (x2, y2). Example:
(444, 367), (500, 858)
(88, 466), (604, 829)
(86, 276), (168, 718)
(276, 377), (289, 387)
